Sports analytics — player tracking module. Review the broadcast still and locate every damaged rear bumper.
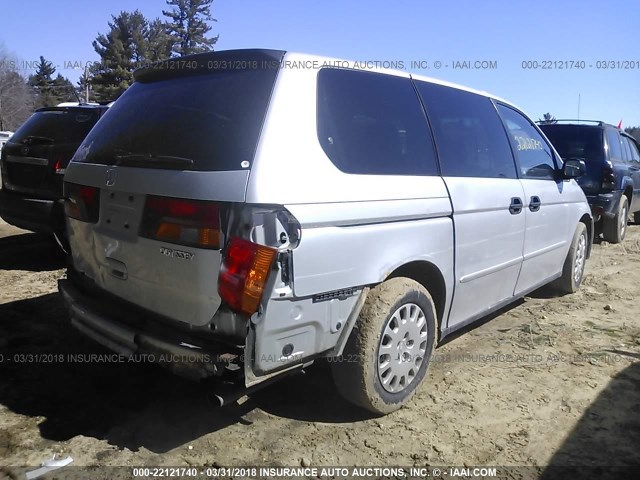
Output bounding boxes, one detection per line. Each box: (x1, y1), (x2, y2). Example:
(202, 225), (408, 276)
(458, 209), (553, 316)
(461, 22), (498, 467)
(58, 278), (241, 381)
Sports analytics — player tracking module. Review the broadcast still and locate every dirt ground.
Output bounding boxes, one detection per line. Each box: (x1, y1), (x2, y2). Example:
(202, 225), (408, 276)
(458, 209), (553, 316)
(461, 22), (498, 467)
(0, 217), (639, 478)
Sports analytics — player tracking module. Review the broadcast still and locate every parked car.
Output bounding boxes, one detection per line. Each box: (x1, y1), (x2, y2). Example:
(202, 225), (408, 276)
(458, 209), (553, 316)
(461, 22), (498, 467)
(0, 130), (13, 148)
(0, 131), (13, 189)
(58, 49), (593, 415)
(0, 103), (110, 246)
(539, 120), (640, 243)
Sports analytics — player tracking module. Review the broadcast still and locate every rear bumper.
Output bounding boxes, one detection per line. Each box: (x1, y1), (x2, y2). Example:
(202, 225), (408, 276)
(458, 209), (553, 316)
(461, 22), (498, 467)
(57, 277), (241, 381)
(586, 190), (623, 223)
(0, 189), (63, 234)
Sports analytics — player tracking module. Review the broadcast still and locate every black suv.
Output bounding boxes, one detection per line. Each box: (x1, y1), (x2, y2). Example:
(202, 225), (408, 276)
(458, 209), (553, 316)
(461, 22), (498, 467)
(539, 120), (640, 243)
(0, 104), (110, 244)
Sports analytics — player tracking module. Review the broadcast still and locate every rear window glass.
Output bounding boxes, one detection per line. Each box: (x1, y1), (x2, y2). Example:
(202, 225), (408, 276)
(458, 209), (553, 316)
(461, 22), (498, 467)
(10, 109), (101, 145)
(73, 67), (279, 171)
(540, 125), (604, 162)
(317, 68), (438, 176)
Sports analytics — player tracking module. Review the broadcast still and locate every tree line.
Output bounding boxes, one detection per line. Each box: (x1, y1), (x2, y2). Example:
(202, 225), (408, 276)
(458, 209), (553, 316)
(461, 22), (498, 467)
(2, 3), (640, 142)
(0, 0), (216, 130)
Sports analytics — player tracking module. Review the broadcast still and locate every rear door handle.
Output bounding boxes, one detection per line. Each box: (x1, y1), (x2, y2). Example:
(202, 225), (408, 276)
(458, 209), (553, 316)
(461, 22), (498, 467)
(529, 196), (541, 212)
(509, 197), (523, 215)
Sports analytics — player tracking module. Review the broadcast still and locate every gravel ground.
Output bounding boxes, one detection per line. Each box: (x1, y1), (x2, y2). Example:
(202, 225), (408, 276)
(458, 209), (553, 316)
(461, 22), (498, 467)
(0, 218), (639, 479)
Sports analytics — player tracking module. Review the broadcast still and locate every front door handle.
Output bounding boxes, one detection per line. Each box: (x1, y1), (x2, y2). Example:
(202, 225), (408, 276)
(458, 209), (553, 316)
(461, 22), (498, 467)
(529, 196), (541, 212)
(509, 197), (523, 215)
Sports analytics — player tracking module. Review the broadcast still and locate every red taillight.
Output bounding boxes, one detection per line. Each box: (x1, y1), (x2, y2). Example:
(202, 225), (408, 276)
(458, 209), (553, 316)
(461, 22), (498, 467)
(54, 155), (65, 174)
(140, 195), (221, 249)
(64, 182), (100, 223)
(218, 237), (277, 316)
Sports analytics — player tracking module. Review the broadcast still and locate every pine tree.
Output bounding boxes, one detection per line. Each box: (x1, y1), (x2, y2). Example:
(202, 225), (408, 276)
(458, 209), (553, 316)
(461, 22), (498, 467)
(27, 56), (57, 107)
(538, 113), (557, 125)
(163, 0), (218, 57)
(51, 74), (77, 104)
(147, 18), (173, 62)
(90, 10), (150, 101)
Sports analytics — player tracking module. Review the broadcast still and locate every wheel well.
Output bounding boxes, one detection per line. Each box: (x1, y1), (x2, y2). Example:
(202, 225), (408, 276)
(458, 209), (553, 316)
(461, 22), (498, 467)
(580, 214), (593, 258)
(387, 261), (446, 326)
(623, 185), (633, 206)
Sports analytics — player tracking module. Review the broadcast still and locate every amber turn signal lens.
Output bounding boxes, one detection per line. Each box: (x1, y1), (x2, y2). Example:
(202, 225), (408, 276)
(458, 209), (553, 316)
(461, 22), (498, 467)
(218, 237), (277, 316)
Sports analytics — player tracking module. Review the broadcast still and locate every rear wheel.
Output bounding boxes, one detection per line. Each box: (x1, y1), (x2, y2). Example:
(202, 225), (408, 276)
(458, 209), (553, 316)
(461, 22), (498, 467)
(331, 278), (436, 415)
(634, 211), (640, 225)
(603, 196), (628, 243)
(552, 223), (588, 294)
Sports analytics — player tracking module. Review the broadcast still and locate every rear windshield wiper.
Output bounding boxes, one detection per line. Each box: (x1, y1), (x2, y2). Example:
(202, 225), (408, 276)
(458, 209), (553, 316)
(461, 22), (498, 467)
(21, 135), (55, 144)
(113, 151), (195, 170)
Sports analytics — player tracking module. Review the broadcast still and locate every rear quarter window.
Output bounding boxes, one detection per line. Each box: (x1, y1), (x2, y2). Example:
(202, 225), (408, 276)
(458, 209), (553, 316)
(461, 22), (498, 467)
(317, 68), (438, 176)
(606, 129), (624, 162)
(624, 137), (640, 162)
(621, 135), (633, 162)
(416, 81), (517, 179)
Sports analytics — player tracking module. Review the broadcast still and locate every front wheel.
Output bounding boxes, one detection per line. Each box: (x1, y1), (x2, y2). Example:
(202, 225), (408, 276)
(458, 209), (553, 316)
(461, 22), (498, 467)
(603, 196), (628, 243)
(552, 223), (588, 294)
(331, 278), (437, 415)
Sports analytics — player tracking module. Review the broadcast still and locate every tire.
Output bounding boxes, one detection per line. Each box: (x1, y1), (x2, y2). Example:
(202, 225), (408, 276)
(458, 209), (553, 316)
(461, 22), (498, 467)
(552, 223), (588, 294)
(603, 196), (628, 243)
(634, 211), (640, 225)
(331, 277), (437, 415)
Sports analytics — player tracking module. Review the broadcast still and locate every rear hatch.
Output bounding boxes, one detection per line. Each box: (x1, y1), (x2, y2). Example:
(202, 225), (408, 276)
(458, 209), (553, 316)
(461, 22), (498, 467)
(539, 124), (605, 195)
(0, 107), (105, 198)
(64, 49), (284, 327)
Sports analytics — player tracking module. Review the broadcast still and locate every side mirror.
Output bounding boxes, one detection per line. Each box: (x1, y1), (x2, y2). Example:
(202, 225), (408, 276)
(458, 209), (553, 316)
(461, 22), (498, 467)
(562, 159), (585, 179)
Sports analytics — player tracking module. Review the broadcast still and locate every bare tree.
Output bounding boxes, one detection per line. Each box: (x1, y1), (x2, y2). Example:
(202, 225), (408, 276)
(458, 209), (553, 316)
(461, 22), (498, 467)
(0, 48), (34, 131)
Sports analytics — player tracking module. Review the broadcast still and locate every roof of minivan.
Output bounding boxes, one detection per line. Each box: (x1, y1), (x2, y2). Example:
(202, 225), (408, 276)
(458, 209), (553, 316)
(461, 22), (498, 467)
(133, 48), (521, 112)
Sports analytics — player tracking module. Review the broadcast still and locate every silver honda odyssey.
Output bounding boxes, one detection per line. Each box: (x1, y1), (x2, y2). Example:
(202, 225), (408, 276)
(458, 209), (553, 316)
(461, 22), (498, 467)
(58, 49), (593, 414)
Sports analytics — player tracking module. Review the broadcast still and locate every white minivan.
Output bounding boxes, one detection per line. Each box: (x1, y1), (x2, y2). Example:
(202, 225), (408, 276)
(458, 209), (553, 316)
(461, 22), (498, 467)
(58, 49), (592, 414)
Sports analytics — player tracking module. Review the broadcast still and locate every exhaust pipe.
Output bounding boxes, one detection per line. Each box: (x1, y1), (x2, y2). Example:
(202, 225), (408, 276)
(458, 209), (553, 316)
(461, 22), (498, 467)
(206, 367), (305, 407)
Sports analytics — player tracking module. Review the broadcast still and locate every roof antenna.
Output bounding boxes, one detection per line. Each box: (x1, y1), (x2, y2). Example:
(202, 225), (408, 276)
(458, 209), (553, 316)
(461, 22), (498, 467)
(577, 93), (581, 122)
(71, 86), (82, 104)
